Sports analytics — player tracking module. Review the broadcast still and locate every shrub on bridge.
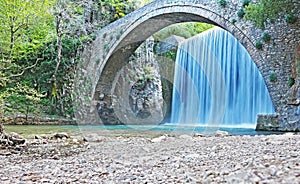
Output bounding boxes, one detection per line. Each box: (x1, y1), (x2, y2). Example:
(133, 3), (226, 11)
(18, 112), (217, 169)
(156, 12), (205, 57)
(269, 73), (277, 82)
(230, 18), (237, 24)
(285, 14), (297, 24)
(237, 8), (245, 18)
(242, 0), (251, 7)
(255, 40), (263, 50)
(263, 32), (271, 42)
(288, 77), (295, 87)
(217, 0), (227, 7)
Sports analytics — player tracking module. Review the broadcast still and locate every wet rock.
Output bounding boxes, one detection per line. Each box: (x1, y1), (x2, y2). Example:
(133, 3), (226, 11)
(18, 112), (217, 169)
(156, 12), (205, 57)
(0, 132), (26, 146)
(9, 136), (26, 145)
(34, 135), (42, 139)
(53, 132), (70, 139)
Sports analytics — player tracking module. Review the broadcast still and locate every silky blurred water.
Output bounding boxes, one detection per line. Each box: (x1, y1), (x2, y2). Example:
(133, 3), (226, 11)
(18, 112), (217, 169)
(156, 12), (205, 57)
(171, 27), (275, 127)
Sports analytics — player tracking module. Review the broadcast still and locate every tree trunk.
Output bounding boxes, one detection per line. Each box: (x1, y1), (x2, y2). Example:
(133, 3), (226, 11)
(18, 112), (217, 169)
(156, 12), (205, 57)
(54, 34), (62, 78)
(8, 25), (15, 60)
(51, 16), (63, 97)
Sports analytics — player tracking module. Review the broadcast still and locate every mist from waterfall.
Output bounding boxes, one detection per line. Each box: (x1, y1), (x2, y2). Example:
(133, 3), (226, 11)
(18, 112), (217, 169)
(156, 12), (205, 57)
(170, 27), (275, 128)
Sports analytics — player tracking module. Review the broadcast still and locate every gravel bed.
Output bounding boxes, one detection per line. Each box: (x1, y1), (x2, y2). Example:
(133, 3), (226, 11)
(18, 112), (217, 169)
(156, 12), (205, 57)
(0, 133), (299, 183)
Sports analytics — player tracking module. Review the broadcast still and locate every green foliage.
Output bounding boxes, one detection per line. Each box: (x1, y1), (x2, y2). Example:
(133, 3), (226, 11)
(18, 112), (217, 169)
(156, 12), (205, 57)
(255, 40), (263, 49)
(144, 66), (152, 74)
(136, 79), (144, 89)
(288, 77), (295, 87)
(116, 33), (121, 40)
(116, 29), (123, 40)
(285, 14), (297, 24)
(154, 22), (214, 41)
(237, 8), (245, 18)
(163, 51), (177, 61)
(95, 58), (100, 64)
(0, 0), (140, 120)
(0, 59), (19, 88)
(109, 35), (114, 41)
(135, 66), (155, 89)
(80, 34), (96, 44)
(262, 32), (271, 42)
(269, 73), (277, 82)
(244, 0), (296, 29)
(138, 0), (154, 6)
(144, 66), (154, 80)
(242, 0), (251, 7)
(22, 37), (81, 117)
(0, 83), (45, 117)
(0, 0), (54, 60)
(104, 43), (110, 51)
(98, 0), (138, 24)
(217, 0), (227, 7)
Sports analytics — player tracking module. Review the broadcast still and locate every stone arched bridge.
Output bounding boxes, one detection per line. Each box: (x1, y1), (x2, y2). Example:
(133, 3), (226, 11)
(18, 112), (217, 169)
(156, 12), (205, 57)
(75, 0), (300, 130)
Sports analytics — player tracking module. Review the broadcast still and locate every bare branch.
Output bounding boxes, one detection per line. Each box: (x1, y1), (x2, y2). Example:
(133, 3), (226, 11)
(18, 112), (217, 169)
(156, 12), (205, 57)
(9, 58), (42, 78)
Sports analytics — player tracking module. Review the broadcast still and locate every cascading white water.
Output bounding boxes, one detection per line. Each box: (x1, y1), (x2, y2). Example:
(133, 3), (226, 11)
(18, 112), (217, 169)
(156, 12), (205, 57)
(170, 27), (275, 128)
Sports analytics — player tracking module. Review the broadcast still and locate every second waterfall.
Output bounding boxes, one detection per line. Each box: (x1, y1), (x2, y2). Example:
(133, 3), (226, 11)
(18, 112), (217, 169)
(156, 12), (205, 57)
(170, 27), (275, 128)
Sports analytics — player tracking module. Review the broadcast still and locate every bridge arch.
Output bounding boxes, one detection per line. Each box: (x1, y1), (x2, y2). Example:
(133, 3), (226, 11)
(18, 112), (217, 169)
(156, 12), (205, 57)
(76, 0), (300, 129)
(96, 2), (263, 97)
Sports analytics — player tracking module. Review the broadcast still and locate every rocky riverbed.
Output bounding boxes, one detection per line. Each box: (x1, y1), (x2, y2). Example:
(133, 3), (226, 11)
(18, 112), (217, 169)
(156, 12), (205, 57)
(0, 132), (299, 183)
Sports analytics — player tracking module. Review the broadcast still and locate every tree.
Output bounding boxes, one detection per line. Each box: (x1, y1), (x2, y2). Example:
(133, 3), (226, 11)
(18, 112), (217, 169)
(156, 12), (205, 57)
(244, 0), (298, 29)
(0, 0), (54, 60)
(0, 0), (140, 121)
(0, 0), (54, 126)
(0, 0), (54, 92)
(153, 22), (214, 41)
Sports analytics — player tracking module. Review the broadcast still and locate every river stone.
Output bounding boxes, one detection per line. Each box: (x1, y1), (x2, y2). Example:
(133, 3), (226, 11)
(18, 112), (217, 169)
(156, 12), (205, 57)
(83, 134), (105, 142)
(215, 130), (231, 137)
(53, 132), (70, 139)
(151, 135), (166, 143)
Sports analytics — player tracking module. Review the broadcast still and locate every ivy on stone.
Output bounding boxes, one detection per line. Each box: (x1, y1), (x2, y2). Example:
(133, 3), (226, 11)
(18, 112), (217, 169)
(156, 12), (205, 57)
(262, 32), (271, 42)
(255, 40), (263, 49)
(217, 0), (227, 7)
(237, 8), (246, 18)
(269, 73), (277, 82)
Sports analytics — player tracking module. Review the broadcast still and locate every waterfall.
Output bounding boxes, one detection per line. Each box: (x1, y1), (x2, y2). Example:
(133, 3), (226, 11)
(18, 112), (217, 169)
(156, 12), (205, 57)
(170, 27), (275, 128)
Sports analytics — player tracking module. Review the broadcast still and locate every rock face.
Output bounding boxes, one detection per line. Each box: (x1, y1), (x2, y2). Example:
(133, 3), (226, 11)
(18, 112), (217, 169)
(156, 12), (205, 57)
(256, 114), (281, 131)
(155, 35), (185, 54)
(98, 37), (164, 125)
